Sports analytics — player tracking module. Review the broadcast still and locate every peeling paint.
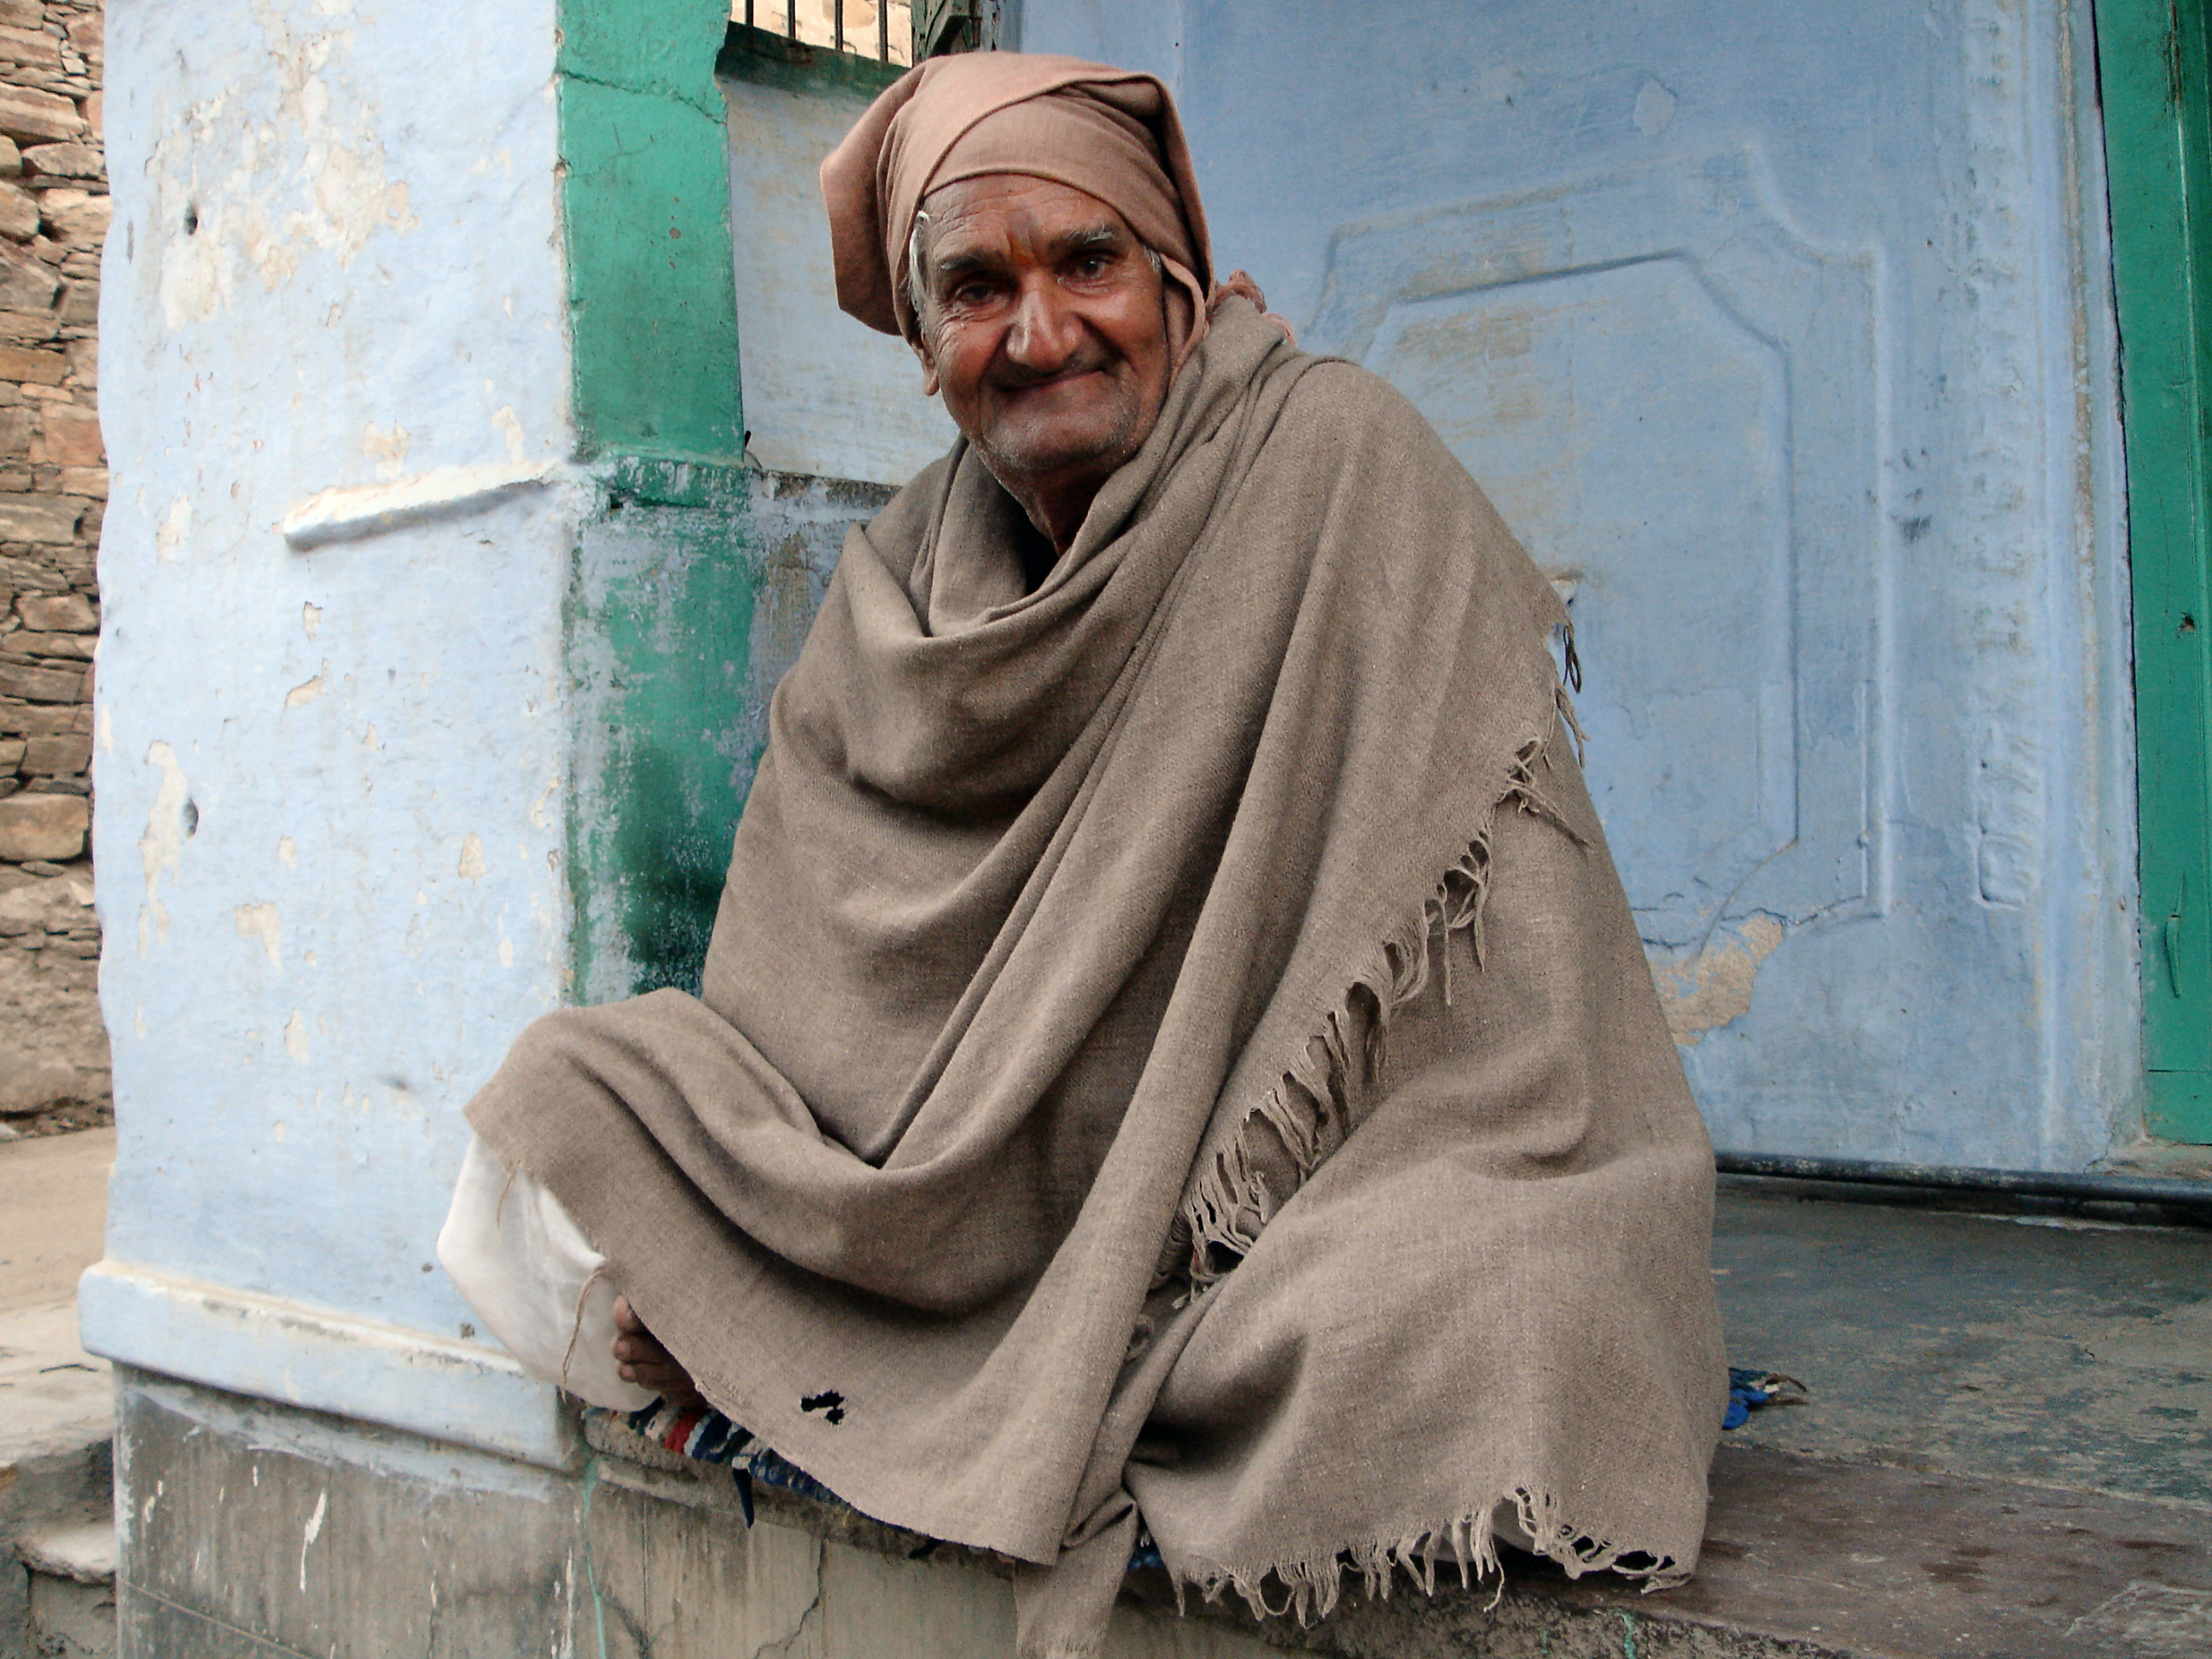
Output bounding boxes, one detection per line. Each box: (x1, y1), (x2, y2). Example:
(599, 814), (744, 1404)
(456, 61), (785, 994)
(137, 741), (190, 958)
(298, 1486), (326, 1592)
(155, 6), (419, 331)
(527, 775), (560, 830)
(276, 835), (297, 867)
(155, 495), (191, 560)
(492, 404), (527, 464)
(283, 1012), (310, 1062)
(234, 902), (282, 969)
(362, 422), (410, 479)
(1650, 917), (1786, 1045)
(1633, 79), (1677, 137)
(301, 602), (321, 639)
(284, 665), (327, 707)
(457, 833), (486, 882)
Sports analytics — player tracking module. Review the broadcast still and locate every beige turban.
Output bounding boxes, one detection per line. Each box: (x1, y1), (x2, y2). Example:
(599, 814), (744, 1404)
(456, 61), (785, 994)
(819, 52), (1216, 349)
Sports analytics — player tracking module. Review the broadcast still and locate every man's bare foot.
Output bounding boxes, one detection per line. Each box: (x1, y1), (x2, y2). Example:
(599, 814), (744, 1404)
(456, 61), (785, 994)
(612, 1295), (707, 1412)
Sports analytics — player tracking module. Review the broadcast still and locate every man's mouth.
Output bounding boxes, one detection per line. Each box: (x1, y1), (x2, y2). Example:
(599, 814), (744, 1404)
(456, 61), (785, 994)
(997, 362), (1110, 398)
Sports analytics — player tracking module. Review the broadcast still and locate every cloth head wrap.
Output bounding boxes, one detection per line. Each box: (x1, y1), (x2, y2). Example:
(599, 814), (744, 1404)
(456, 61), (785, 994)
(819, 52), (1216, 357)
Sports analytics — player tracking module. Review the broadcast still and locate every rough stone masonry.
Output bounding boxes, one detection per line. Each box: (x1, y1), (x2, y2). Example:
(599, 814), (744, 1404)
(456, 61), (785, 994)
(0, 0), (105, 1138)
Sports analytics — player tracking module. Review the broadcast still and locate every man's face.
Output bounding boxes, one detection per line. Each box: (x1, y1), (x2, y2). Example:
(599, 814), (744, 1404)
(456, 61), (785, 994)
(910, 175), (1173, 505)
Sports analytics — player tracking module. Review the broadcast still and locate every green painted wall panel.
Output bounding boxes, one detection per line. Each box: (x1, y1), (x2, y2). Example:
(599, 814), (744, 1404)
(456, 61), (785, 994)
(558, 77), (742, 463)
(2098, 0), (2212, 1138)
(567, 460), (758, 1002)
(561, 0), (731, 117)
(558, 0), (742, 463)
(557, 0), (755, 998)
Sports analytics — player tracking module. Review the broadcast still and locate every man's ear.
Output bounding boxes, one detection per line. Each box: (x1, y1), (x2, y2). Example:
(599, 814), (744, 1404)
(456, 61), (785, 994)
(911, 328), (940, 398)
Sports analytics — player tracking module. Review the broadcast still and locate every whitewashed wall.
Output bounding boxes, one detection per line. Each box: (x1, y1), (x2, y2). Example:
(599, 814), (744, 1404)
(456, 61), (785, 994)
(83, 0), (585, 1464)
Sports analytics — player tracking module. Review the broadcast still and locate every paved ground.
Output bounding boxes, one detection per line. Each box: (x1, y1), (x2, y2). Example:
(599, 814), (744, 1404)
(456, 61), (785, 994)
(0, 1124), (109, 1314)
(0, 1126), (112, 1459)
(1686, 1182), (2212, 1656)
(1715, 1184), (2212, 1508)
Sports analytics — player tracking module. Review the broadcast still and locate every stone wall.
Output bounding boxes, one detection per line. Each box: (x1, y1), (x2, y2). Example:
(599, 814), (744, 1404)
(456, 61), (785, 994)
(0, 0), (103, 1138)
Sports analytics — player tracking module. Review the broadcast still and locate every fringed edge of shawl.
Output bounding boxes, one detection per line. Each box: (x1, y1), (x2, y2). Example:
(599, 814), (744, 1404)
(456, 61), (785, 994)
(1157, 674), (1697, 1627)
(1174, 1481), (1689, 1634)
(1177, 681), (1588, 1289)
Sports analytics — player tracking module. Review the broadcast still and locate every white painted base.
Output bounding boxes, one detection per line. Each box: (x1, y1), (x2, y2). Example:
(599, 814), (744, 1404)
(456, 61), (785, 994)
(77, 1261), (578, 1470)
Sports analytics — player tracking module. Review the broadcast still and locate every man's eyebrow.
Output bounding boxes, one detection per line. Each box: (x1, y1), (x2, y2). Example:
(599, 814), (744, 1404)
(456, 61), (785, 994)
(930, 245), (992, 277)
(1051, 224), (1129, 261)
(928, 223), (1128, 281)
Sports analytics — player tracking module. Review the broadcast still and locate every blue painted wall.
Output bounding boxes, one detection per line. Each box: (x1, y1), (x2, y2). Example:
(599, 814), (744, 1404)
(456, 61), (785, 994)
(86, 0), (589, 1466)
(1025, 0), (2139, 1169)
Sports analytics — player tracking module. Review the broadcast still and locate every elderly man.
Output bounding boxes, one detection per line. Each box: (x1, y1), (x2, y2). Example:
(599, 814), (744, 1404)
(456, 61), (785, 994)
(440, 51), (1723, 1658)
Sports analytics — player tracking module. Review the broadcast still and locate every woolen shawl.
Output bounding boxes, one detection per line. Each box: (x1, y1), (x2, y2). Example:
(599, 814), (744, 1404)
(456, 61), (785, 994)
(466, 299), (1724, 1656)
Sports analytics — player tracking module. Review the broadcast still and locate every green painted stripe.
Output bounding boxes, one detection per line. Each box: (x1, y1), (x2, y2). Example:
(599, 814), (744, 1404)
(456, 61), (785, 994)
(557, 0), (757, 998)
(558, 0), (742, 463)
(2098, 0), (2212, 1138)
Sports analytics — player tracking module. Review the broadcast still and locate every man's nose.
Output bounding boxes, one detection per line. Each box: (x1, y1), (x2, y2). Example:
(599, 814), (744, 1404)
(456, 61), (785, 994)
(1003, 278), (1082, 370)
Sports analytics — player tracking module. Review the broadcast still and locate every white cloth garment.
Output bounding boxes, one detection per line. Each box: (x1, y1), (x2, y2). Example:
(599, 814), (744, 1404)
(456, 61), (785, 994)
(436, 1132), (655, 1413)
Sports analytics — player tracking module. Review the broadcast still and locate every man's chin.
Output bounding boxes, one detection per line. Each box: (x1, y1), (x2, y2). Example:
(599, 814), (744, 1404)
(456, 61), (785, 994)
(977, 425), (1137, 486)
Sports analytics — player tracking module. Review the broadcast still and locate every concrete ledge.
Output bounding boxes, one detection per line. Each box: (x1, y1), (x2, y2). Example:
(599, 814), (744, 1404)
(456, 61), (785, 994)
(277, 462), (573, 550)
(77, 1263), (578, 1472)
(585, 1410), (2212, 1658)
(108, 1364), (2212, 1658)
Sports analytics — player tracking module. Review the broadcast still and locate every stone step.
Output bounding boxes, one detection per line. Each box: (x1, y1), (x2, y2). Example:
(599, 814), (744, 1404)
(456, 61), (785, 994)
(0, 1432), (111, 1659)
(20, 1567), (114, 1659)
(597, 1411), (2212, 1659)
(17, 1518), (115, 1585)
(17, 1517), (117, 1659)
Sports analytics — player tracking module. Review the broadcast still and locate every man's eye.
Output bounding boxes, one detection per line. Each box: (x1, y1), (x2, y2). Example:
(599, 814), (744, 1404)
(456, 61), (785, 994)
(1074, 254), (1111, 277)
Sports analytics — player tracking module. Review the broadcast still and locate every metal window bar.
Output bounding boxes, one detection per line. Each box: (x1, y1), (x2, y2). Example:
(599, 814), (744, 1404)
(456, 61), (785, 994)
(740, 1), (906, 64)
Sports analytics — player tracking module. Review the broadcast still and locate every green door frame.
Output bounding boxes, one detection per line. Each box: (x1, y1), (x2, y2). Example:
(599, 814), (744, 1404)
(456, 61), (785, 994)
(2098, 0), (2212, 1139)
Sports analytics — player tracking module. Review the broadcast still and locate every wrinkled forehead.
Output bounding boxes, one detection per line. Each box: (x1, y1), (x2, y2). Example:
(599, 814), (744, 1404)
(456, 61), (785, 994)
(908, 94), (1184, 262)
(913, 175), (1141, 264)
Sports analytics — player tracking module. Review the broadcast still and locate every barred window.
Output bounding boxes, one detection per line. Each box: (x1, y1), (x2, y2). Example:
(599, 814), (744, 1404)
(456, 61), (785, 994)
(731, 1), (1010, 67)
(733, 1), (917, 67)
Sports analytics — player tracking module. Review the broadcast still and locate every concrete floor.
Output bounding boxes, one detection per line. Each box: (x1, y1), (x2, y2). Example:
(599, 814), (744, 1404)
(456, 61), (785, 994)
(0, 1126), (114, 1659)
(13, 1133), (2212, 1655)
(1714, 1181), (2212, 1509)
(1668, 1182), (2212, 1656)
(0, 1126), (111, 1460)
(0, 1125), (109, 1315)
